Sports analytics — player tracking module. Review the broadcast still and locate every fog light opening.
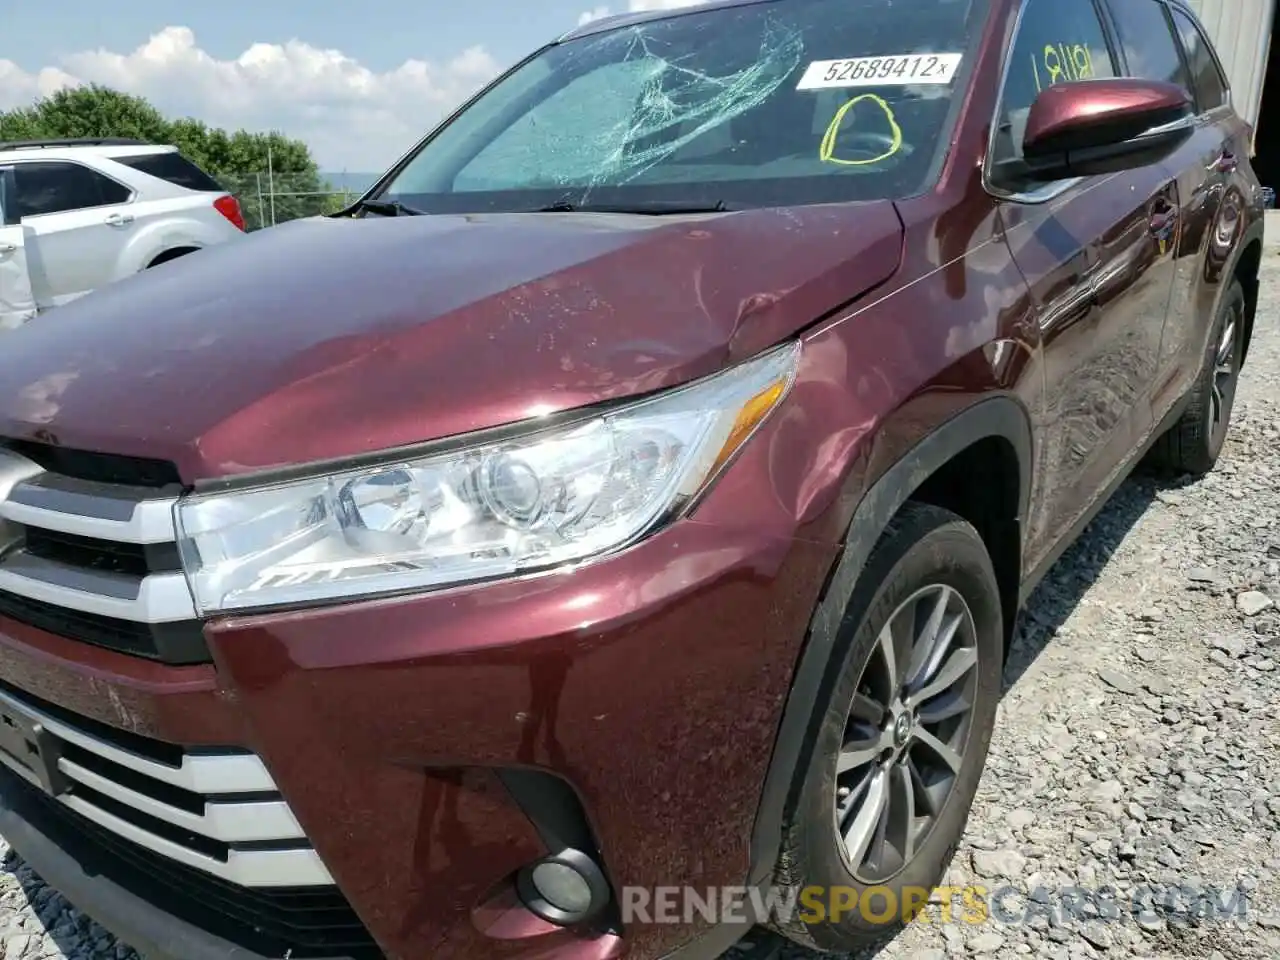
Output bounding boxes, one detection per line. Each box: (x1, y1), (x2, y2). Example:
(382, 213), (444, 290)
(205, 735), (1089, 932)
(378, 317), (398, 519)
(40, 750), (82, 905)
(516, 848), (611, 926)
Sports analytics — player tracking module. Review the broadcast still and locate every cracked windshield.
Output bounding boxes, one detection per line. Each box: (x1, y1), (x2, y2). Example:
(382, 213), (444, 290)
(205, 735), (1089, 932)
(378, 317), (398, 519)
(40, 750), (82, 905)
(378, 0), (987, 213)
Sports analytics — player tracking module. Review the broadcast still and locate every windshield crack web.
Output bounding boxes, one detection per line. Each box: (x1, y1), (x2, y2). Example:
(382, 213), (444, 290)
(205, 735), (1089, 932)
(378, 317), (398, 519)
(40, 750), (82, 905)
(576, 20), (806, 192)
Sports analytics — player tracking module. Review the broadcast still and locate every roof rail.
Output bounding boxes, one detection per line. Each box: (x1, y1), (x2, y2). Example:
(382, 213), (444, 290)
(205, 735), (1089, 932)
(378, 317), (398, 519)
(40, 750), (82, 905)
(0, 137), (152, 151)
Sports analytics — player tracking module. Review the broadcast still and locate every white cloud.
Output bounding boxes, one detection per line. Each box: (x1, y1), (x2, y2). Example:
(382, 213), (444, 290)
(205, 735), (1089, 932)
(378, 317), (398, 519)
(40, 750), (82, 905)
(578, 6), (612, 25)
(0, 27), (501, 171)
(577, 0), (709, 26)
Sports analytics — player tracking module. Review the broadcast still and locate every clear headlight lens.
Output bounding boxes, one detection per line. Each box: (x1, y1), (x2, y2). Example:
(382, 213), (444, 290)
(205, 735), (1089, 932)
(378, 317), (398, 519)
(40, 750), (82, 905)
(176, 342), (800, 614)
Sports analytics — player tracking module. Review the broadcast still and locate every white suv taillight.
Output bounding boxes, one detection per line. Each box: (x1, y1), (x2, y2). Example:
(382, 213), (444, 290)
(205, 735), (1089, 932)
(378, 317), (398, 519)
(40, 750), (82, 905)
(213, 194), (246, 231)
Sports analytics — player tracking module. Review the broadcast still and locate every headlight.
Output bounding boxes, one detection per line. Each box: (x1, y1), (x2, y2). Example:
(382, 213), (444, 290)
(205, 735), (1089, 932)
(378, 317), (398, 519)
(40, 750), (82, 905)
(177, 342), (800, 614)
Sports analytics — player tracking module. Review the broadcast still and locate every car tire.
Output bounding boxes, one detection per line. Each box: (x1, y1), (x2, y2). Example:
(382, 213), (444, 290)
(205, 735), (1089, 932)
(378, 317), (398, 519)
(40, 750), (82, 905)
(767, 502), (1003, 953)
(1147, 280), (1246, 477)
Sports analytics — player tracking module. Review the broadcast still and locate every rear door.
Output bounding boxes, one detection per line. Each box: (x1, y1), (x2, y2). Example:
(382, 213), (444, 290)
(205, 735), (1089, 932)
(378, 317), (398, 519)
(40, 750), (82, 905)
(1150, 1), (1250, 418)
(11, 160), (137, 306)
(993, 0), (1178, 566)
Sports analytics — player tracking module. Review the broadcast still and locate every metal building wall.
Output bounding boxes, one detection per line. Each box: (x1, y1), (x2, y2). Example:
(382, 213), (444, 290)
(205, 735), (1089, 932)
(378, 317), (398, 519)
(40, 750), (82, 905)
(1184, 0), (1276, 126)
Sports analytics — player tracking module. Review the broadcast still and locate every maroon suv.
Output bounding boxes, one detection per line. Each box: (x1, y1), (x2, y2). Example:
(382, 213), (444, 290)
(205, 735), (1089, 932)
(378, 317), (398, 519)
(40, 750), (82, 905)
(0, 0), (1263, 958)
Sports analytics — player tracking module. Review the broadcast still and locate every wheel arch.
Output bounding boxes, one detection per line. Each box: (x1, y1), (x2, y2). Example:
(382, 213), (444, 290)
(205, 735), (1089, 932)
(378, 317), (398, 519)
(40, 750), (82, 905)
(1231, 226), (1263, 368)
(146, 246), (201, 269)
(747, 394), (1032, 884)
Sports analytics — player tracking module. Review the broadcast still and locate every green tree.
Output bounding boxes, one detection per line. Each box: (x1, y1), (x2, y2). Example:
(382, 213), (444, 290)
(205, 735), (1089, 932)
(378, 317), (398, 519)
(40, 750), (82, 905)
(0, 85), (336, 230)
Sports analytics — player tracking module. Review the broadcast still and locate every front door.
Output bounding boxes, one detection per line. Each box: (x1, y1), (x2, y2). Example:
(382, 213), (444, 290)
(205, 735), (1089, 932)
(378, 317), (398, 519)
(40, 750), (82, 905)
(10, 160), (136, 306)
(989, 0), (1180, 569)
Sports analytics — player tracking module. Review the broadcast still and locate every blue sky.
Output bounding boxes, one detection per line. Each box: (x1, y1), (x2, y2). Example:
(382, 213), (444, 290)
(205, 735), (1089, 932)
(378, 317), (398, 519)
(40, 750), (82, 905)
(0, 0), (696, 171)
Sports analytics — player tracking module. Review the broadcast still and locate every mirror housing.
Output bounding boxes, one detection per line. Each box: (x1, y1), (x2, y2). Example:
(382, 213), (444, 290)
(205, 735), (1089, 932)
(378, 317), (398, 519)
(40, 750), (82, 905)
(994, 78), (1194, 186)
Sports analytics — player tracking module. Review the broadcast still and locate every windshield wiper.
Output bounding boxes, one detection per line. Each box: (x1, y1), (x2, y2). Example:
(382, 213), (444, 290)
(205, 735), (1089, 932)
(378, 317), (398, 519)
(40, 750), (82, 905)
(353, 198), (425, 217)
(531, 199), (730, 215)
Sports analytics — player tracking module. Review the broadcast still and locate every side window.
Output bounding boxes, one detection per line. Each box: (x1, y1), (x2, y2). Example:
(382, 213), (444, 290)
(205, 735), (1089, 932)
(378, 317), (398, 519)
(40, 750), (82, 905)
(1170, 7), (1228, 112)
(113, 152), (225, 192)
(13, 162), (132, 219)
(1106, 0), (1192, 92)
(993, 0), (1117, 163)
(93, 170), (132, 206)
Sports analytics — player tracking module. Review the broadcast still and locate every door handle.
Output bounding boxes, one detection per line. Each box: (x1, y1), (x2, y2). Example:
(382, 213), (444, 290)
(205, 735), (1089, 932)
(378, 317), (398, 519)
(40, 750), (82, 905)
(1214, 152), (1238, 173)
(104, 213), (134, 227)
(0, 242), (15, 254)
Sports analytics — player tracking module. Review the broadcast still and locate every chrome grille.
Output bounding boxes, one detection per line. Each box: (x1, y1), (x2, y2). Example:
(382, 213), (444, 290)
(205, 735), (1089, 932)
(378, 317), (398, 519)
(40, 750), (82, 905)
(0, 443), (329, 893)
(0, 683), (332, 887)
(0, 447), (209, 663)
(0, 766), (380, 958)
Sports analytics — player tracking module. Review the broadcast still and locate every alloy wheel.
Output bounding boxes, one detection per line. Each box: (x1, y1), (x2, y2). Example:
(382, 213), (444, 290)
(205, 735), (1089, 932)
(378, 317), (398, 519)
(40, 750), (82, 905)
(833, 584), (981, 883)
(1209, 304), (1241, 441)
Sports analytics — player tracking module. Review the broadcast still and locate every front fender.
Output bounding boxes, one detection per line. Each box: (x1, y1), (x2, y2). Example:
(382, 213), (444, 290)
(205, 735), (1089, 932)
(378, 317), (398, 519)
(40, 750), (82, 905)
(746, 393), (1032, 884)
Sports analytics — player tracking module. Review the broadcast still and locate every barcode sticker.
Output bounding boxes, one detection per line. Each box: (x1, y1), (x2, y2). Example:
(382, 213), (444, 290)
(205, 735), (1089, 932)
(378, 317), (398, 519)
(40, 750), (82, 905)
(797, 53), (964, 90)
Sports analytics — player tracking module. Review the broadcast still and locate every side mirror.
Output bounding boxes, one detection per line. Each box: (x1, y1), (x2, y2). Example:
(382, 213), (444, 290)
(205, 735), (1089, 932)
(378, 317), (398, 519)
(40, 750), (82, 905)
(996, 78), (1194, 185)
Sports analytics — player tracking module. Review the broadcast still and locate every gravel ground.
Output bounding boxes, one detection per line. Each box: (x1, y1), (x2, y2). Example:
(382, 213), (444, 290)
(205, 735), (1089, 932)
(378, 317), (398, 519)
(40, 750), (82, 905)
(0, 240), (1277, 960)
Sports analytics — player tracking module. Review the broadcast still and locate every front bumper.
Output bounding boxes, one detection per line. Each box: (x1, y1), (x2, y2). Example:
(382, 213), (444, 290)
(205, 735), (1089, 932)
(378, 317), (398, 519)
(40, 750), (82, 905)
(0, 762), (353, 960)
(0, 512), (837, 960)
(0, 759), (771, 960)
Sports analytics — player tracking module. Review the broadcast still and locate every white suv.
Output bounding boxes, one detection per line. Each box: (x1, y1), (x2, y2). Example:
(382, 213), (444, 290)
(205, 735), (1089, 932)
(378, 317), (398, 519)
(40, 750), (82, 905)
(0, 138), (246, 328)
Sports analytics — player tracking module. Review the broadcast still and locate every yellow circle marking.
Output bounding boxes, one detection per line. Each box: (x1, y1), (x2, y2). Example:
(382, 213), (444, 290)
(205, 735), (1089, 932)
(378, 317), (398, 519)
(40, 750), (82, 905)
(819, 93), (903, 166)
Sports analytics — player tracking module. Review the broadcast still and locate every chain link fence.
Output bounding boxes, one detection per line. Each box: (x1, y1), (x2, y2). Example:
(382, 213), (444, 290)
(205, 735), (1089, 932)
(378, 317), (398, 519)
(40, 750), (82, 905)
(216, 173), (372, 232)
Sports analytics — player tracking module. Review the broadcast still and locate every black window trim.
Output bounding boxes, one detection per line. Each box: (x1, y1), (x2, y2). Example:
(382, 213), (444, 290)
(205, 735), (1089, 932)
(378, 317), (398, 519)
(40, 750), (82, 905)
(8, 158), (136, 221)
(1164, 0), (1233, 119)
(981, 0), (1124, 205)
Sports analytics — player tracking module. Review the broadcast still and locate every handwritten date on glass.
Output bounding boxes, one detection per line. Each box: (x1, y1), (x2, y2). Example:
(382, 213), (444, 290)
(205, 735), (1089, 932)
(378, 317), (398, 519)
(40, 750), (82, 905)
(1032, 42), (1097, 92)
(796, 53), (963, 90)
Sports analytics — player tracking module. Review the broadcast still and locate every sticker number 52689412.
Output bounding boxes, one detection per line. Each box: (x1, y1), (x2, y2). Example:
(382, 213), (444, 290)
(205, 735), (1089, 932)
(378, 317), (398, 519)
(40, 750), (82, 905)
(796, 53), (964, 90)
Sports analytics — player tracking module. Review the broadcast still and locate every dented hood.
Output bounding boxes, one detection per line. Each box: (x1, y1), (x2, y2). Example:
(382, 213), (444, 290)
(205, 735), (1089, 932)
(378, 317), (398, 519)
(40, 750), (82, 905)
(0, 205), (903, 482)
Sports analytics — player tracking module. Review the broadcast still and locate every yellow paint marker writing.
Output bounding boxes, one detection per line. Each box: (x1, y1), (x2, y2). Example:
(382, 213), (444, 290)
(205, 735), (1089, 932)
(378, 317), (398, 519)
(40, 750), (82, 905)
(819, 93), (903, 166)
